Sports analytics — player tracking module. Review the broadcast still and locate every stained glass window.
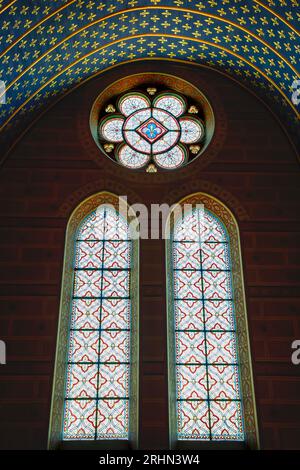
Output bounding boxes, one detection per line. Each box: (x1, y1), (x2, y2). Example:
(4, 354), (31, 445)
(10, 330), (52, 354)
(171, 206), (245, 442)
(98, 89), (205, 171)
(62, 205), (132, 441)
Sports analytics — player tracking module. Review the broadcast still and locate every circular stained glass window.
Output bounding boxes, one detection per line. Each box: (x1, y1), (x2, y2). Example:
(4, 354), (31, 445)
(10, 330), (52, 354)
(97, 87), (206, 172)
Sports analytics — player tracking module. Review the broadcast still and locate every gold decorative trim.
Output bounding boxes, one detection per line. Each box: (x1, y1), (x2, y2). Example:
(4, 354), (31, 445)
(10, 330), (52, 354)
(166, 192), (259, 449)
(0, 0), (17, 15)
(1, 5), (297, 82)
(48, 191), (139, 450)
(253, 0), (299, 35)
(0, 0), (76, 56)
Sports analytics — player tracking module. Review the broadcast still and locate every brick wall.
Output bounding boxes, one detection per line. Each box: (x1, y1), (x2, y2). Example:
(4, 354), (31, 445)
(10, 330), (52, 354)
(0, 61), (299, 449)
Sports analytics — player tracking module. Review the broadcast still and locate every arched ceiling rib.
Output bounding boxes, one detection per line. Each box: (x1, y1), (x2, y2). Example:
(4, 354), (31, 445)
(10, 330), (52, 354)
(0, 0), (299, 159)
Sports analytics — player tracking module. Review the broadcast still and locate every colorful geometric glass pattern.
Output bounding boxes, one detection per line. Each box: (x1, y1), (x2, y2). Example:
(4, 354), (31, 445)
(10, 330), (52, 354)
(63, 205), (131, 440)
(172, 207), (245, 441)
(99, 91), (204, 170)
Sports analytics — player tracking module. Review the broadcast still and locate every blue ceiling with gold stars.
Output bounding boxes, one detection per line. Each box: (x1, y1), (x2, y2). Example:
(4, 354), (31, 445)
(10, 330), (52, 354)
(0, 0), (299, 159)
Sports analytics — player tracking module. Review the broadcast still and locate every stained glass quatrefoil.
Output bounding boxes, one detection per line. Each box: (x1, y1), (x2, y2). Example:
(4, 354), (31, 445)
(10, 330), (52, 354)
(137, 118), (168, 143)
(97, 88), (207, 171)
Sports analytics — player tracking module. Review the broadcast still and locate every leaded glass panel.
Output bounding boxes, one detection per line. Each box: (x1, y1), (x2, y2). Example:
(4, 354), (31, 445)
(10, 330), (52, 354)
(62, 206), (131, 441)
(172, 208), (245, 441)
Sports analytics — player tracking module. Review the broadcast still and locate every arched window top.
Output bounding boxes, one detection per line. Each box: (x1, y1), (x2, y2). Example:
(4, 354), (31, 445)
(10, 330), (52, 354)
(173, 207), (229, 244)
(49, 192), (139, 449)
(76, 205), (130, 242)
(167, 193), (259, 449)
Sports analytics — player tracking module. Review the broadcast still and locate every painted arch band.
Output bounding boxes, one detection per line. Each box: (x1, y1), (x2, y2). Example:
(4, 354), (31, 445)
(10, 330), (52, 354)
(99, 90), (205, 170)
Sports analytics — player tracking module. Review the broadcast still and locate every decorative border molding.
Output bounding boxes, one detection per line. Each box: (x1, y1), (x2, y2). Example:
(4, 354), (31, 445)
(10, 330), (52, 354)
(166, 192), (259, 449)
(164, 181), (250, 222)
(48, 191), (139, 450)
(58, 178), (142, 217)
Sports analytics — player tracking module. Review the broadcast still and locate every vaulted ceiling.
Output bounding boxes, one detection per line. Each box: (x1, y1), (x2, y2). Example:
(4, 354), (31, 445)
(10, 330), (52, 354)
(0, 0), (299, 160)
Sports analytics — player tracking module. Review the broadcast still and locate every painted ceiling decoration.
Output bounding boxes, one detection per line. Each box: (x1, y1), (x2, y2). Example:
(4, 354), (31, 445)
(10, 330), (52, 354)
(0, 0), (299, 161)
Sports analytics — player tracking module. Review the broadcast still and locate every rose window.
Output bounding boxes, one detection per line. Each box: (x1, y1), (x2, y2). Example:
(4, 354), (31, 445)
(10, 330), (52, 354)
(98, 89), (205, 172)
